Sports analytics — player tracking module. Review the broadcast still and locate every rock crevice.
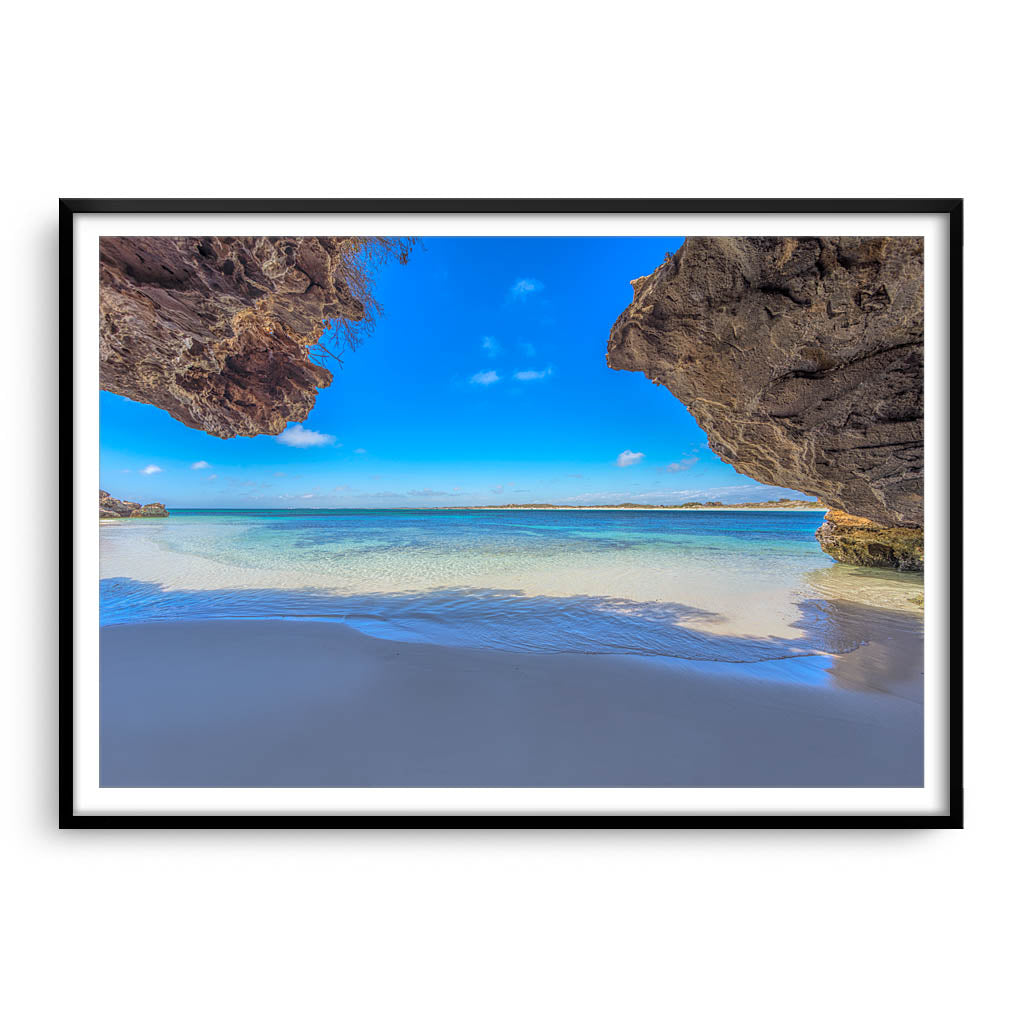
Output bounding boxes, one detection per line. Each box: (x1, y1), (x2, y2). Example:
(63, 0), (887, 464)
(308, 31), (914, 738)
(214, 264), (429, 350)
(606, 236), (924, 570)
(100, 236), (409, 438)
(607, 236), (923, 531)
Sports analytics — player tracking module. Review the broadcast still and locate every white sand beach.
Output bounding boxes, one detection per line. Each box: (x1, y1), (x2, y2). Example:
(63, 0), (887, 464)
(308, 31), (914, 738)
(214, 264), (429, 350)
(100, 620), (923, 788)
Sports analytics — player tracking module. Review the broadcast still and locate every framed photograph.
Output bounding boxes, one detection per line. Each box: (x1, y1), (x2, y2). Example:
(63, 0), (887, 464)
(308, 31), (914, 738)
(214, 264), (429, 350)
(62, 198), (962, 827)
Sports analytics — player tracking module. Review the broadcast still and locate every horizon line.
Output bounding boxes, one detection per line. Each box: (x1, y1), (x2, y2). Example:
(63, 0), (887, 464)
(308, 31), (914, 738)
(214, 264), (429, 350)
(144, 499), (827, 512)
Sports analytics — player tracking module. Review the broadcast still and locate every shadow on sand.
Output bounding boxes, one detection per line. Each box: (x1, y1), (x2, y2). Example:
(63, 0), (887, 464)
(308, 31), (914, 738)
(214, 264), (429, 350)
(100, 576), (920, 667)
(97, 577), (924, 789)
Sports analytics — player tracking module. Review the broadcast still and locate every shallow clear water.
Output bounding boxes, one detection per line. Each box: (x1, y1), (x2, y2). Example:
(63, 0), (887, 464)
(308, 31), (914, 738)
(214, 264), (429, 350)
(100, 509), (924, 669)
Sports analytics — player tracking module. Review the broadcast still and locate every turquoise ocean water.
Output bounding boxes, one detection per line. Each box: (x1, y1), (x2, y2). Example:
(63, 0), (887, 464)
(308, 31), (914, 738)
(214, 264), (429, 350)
(100, 509), (924, 670)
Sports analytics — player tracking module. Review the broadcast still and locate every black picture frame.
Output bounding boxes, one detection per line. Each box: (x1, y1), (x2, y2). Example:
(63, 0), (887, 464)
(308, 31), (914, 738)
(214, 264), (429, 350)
(60, 198), (964, 829)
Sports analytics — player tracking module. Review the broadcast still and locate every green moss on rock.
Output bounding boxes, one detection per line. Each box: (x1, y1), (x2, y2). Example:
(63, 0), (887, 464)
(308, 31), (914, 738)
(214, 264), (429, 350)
(815, 509), (923, 571)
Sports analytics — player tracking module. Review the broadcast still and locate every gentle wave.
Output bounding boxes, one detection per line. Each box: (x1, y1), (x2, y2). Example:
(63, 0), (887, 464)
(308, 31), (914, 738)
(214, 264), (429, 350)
(101, 577), (879, 663)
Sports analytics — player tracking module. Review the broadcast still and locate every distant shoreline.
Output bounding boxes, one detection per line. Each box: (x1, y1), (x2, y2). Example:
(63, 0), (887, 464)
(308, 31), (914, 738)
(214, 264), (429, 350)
(104, 502), (828, 515)
(438, 502), (827, 512)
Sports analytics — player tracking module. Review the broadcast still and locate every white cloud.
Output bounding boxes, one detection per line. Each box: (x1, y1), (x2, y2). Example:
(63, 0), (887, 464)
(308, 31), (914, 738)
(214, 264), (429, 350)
(470, 370), (501, 386)
(191, 460), (210, 470)
(509, 278), (544, 299)
(354, 448), (367, 454)
(140, 464), (163, 475)
(276, 424), (336, 448)
(481, 336), (501, 355)
(513, 366), (552, 381)
(616, 450), (645, 467)
(666, 456), (698, 473)
(206, 474), (218, 480)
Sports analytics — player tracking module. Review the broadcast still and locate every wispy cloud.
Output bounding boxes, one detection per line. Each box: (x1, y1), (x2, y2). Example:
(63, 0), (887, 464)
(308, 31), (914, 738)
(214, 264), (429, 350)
(205, 474), (218, 480)
(491, 485), (504, 495)
(518, 341), (536, 357)
(407, 488), (456, 497)
(276, 424), (336, 448)
(509, 278), (544, 300)
(190, 460), (210, 470)
(470, 370), (501, 386)
(140, 464), (162, 475)
(513, 366), (552, 382)
(353, 448), (367, 454)
(616, 450), (645, 467)
(666, 456), (698, 473)
(481, 336), (501, 355)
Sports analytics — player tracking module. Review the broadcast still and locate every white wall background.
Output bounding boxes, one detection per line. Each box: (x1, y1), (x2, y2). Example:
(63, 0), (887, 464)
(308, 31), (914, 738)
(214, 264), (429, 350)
(2, 3), (1016, 1021)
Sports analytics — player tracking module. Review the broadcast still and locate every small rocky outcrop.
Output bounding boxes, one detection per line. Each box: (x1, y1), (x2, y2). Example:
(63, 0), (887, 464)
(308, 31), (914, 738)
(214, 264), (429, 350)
(607, 237), (923, 530)
(100, 236), (410, 438)
(815, 509), (923, 571)
(99, 490), (169, 519)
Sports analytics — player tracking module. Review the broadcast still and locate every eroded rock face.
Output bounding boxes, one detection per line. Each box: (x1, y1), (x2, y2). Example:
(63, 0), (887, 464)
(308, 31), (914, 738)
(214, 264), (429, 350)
(99, 490), (169, 519)
(815, 509), (923, 571)
(607, 237), (924, 529)
(100, 237), (396, 438)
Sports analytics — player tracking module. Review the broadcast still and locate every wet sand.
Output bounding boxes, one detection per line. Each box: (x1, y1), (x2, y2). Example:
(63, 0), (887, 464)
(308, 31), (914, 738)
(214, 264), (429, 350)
(100, 620), (923, 788)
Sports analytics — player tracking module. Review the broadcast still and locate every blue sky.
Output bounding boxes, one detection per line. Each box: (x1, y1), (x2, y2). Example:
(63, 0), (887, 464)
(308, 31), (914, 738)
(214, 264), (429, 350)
(100, 236), (812, 508)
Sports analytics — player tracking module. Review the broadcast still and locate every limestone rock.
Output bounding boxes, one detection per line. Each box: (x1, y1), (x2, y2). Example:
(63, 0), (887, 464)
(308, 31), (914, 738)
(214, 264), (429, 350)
(607, 237), (924, 529)
(100, 490), (168, 519)
(815, 509), (923, 571)
(99, 236), (409, 438)
(99, 490), (139, 517)
(132, 502), (169, 518)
